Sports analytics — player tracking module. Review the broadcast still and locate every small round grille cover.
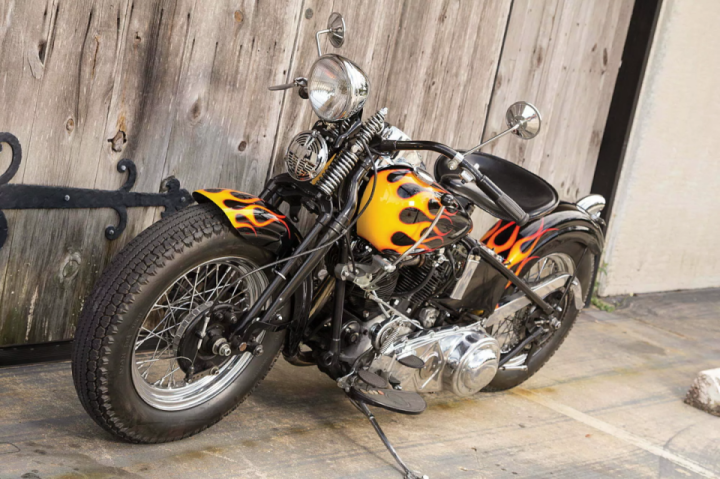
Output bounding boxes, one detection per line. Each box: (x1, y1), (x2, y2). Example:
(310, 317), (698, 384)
(284, 130), (329, 181)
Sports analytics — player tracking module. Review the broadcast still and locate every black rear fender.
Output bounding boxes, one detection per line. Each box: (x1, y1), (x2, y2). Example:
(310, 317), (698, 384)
(443, 202), (604, 313)
(484, 201), (605, 262)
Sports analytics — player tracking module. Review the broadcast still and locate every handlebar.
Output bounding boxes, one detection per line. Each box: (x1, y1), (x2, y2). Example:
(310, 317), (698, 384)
(374, 140), (530, 226)
(471, 171), (530, 225)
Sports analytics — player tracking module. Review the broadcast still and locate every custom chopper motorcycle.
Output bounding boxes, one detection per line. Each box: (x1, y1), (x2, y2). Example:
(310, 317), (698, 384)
(72, 13), (605, 478)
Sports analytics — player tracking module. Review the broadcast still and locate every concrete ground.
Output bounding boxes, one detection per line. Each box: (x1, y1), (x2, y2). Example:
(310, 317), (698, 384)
(1, 289), (720, 479)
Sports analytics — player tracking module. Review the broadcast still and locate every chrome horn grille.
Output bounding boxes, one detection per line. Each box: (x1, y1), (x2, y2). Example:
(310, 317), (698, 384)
(284, 130), (329, 181)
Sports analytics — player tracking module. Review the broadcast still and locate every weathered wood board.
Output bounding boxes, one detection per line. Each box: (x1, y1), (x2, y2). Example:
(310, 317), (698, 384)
(270, 0), (512, 177)
(0, 0), (633, 346)
(476, 0), (634, 233)
(0, 0), (302, 345)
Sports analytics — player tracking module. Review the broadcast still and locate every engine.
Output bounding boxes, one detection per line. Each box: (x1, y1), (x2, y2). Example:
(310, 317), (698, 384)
(368, 319), (500, 396)
(394, 257), (452, 305)
(346, 240), (457, 320)
(337, 241), (501, 396)
(308, 233), (499, 396)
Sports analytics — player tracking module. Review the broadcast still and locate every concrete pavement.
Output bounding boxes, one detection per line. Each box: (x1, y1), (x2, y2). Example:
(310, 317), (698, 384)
(1, 288), (719, 478)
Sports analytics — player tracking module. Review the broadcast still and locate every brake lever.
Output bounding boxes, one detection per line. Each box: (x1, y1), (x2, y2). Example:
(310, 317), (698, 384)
(268, 77), (308, 91)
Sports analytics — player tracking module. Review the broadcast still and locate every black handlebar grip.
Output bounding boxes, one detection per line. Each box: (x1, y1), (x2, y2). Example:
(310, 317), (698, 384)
(495, 193), (530, 226)
(470, 167), (530, 226)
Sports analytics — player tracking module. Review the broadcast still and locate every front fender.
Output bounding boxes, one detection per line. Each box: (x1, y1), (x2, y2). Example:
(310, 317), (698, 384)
(194, 188), (312, 359)
(192, 189), (300, 255)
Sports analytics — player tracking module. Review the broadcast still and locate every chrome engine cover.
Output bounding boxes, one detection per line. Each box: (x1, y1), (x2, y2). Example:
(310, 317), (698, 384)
(370, 325), (500, 397)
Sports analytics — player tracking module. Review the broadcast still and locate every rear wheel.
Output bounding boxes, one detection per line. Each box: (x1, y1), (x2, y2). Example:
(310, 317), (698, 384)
(483, 239), (594, 392)
(72, 204), (287, 443)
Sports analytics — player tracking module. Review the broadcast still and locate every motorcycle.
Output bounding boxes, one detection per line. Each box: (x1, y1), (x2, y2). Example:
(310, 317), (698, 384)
(72, 13), (605, 478)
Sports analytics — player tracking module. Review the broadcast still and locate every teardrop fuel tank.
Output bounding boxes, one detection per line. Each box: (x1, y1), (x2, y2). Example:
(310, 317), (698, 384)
(356, 167), (473, 254)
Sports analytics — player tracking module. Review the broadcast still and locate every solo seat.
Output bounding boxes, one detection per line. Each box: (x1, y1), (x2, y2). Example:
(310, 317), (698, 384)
(435, 152), (559, 222)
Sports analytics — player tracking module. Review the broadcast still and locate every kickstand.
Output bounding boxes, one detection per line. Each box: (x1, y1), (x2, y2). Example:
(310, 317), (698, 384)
(349, 399), (428, 479)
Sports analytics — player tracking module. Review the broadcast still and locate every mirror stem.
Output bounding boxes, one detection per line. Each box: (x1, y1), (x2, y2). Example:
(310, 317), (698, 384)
(465, 122), (522, 156)
(315, 29), (332, 56)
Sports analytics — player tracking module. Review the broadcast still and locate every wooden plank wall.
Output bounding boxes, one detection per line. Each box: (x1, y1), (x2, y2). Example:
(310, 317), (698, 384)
(0, 0), (633, 347)
(478, 0), (634, 233)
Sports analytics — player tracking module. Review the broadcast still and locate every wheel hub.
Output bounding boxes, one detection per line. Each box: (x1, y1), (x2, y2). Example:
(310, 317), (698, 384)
(494, 252), (576, 353)
(174, 302), (239, 380)
(131, 255), (270, 411)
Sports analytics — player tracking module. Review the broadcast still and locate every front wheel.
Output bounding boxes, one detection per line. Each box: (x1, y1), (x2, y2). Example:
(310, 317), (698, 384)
(483, 239), (595, 392)
(72, 204), (287, 443)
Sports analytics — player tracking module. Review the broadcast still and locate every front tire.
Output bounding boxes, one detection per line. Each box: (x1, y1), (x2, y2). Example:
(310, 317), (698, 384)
(72, 204), (286, 443)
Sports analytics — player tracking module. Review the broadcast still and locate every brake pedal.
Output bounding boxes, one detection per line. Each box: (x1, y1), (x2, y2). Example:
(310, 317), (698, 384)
(358, 369), (389, 389)
(348, 386), (426, 415)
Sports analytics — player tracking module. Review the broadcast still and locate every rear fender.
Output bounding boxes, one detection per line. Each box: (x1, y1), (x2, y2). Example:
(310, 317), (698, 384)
(481, 202), (605, 277)
(442, 203), (604, 313)
(193, 189), (300, 255)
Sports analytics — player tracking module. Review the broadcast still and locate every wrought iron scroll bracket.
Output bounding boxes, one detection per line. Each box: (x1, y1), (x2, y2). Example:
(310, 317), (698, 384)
(0, 132), (193, 249)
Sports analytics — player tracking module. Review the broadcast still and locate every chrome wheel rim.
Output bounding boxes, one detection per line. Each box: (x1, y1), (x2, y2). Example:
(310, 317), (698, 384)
(494, 252), (576, 353)
(131, 257), (268, 411)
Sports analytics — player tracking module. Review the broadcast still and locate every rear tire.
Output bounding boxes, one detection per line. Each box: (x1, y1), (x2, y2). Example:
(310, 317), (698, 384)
(483, 239), (595, 392)
(72, 204), (286, 443)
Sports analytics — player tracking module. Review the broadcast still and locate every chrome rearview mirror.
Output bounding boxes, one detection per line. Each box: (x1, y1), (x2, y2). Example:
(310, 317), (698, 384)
(464, 101), (543, 156)
(505, 101), (542, 140)
(315, 12), (346, 56)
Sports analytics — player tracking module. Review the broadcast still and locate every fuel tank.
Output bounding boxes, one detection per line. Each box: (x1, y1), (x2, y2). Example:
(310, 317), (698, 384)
(356, 168), (472, 254)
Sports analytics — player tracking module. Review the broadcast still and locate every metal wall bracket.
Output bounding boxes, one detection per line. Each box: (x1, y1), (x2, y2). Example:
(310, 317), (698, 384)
(0, 132), (193, 249)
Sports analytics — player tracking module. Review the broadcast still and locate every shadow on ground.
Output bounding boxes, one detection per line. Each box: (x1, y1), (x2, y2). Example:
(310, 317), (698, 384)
(1, 288), (719, 478)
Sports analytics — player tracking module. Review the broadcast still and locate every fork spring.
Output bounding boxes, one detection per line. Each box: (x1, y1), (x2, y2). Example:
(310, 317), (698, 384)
(316, 108), (387, 196)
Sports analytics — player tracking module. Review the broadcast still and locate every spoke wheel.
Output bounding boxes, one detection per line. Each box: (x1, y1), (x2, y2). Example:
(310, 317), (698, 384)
(73, 204), (289, 443)
(483, 238), (595, 393)
(493, 252), (575, 353)
(131, 257), (268, 411)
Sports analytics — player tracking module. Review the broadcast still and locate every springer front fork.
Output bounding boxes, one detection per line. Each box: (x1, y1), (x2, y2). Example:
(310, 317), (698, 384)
(230, 163), (372, 374)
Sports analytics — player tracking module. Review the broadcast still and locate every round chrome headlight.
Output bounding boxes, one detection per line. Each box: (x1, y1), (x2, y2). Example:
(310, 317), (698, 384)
(307, 54), (370, 122)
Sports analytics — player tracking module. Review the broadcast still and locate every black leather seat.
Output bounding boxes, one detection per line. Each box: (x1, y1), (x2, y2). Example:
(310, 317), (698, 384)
(435, 152), (559, 222)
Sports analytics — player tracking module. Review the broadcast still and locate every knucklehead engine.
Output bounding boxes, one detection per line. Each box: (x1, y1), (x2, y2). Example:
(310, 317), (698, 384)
(305, 154), (500, 396)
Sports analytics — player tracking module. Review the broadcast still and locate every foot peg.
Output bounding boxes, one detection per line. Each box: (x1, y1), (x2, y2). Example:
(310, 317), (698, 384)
(348, 386), (426, 415)
(349, 399), (429, 479)
(358, 369), (390, 389)
(397, 354), (425, 369)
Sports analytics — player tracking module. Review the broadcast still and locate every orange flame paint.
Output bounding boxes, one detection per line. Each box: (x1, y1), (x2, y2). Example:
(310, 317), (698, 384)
(233, 204), (290, 236)
(482, 218), (557, 287)
(194, 189), (290, 237)
(482, 220), (520, 254)
(356, 169), (455, 254)
(505, 219), (555, 268)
